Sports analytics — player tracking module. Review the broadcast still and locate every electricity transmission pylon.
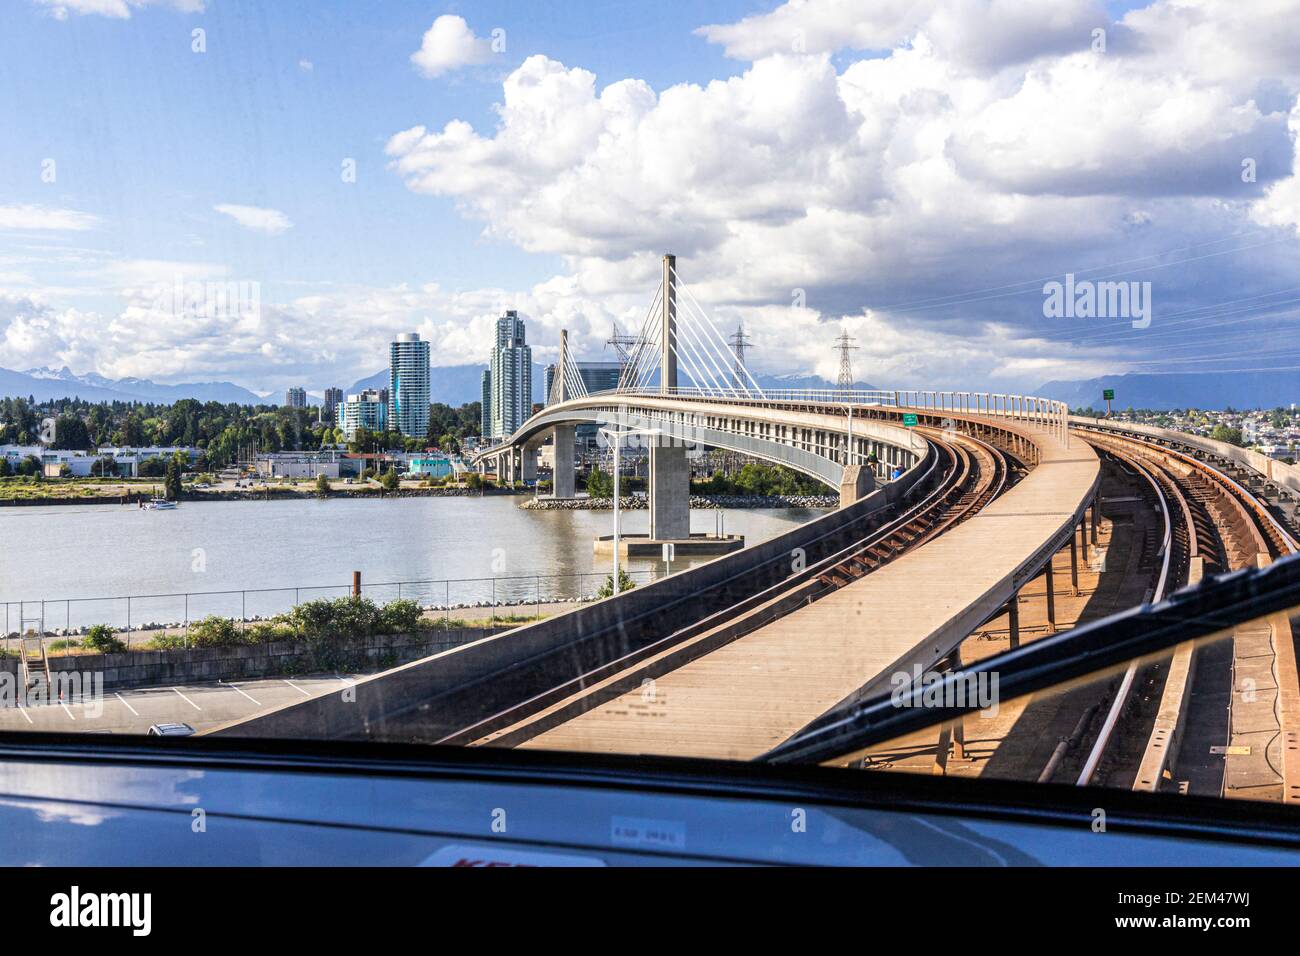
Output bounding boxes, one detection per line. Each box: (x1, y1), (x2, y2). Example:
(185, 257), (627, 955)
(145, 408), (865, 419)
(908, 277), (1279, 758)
(727, 320), (753, 390)
(834, 331), (858, 390)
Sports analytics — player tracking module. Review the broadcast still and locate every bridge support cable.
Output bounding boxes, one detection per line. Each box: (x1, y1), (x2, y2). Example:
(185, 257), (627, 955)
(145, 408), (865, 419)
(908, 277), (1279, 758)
(670, 265), (767, 400)
(625, 285), (663, 390)
(671, 306), (736, 397)
(619, 284), (664, 393)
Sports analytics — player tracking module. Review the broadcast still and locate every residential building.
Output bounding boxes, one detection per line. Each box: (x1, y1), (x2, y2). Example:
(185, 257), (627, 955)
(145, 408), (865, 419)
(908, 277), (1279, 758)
(322, 387), (343, 423)
(340, 389), (389, 440)
(285, 386), (307, 408)
(480, 369), (492, 437)
(484, 310), (532, 439)
(389, 332), (431, 438)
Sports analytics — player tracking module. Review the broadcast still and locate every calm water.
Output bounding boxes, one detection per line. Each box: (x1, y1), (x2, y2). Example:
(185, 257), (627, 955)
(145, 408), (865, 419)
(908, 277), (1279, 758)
(0, 496), (823, 631)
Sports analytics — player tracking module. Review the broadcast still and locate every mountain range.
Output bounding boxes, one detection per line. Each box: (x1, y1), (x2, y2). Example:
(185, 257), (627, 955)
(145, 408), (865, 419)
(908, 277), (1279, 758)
(3, 366), (266, 405)
(1035, 372), (1300, 411)
(8, 362), (1289, 413)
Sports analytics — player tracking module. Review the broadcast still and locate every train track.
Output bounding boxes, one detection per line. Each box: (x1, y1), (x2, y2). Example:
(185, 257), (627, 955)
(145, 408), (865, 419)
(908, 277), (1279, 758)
(816, 428), (1011, 589)
(454, 427), (1015, 748)
(1066, 426), (1300, 802)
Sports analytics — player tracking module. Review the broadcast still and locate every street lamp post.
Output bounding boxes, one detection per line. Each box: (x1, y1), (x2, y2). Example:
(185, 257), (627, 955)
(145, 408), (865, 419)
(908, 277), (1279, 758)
(598, 425), (659, 597)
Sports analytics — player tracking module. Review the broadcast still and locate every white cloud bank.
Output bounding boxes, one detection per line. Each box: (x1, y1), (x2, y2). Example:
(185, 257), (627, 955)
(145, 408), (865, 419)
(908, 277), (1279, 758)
(31, 0), (204, 19)
(380, 0), (1300, 387)
(15, 0), (1300, 393)
(0, 205), (99, 231)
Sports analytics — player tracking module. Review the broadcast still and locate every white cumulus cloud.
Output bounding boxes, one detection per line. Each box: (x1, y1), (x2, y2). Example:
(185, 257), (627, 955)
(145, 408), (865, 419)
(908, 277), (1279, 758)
(213, 204), (293, 235)
(410, 15), (496, 79)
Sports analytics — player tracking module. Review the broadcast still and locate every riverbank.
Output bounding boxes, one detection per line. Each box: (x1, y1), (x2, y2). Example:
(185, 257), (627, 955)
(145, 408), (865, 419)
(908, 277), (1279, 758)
(0, 484), (527, 505)
(522, 493), (838, 510)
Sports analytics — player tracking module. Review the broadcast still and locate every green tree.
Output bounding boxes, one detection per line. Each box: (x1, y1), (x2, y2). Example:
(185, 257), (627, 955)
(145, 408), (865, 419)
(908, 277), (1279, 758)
(315, 473), (330, 495)
(586, 468), (614, 499)
(1211, 424), (1245, 447)
(596, 568), (636, 598)
(379, 467), (399, 491)
(83, 624), (126, 653)
(52, 414), (92, 450)
(164, 457), (183, 500)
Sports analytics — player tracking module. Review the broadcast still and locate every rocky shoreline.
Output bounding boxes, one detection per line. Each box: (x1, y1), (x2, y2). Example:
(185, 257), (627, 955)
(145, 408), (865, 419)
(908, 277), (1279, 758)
(521, 493), (838, 510)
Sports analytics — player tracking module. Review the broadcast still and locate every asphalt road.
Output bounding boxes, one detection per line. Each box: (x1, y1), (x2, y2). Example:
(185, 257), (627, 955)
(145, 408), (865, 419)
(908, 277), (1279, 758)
(0, 674), (361, 735)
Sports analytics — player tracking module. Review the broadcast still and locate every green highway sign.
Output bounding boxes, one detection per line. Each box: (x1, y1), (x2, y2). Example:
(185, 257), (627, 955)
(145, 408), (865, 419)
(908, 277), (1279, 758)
(902, 413), (918, 427)
(1102, 389), (1115, 401)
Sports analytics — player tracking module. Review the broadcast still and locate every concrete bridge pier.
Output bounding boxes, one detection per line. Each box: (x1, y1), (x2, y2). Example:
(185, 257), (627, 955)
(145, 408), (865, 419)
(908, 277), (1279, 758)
(521, 443), (538, 484)
(838, 464), (875, 507)
(649, 443), (691, 540)
(552, 424), (575, 497)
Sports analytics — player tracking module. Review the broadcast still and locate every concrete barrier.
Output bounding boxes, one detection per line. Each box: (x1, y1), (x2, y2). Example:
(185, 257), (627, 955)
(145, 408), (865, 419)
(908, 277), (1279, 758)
(208, 443), (946, 741)
(1072, 416), (1300, 498)
(0, 626), (508, 691)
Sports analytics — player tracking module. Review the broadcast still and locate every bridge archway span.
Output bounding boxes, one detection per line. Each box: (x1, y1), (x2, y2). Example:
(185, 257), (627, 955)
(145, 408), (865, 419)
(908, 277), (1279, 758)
(475, 394), (930, 490)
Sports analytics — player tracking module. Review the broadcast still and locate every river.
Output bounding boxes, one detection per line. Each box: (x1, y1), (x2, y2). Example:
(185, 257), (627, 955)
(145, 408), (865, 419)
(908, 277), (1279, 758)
(0, 496), (825, 632)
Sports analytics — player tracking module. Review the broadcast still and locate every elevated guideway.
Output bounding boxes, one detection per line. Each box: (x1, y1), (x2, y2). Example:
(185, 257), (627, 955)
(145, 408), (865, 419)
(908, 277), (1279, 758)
(207, 393), (1089, 748)
(493, 412), (1098, 759)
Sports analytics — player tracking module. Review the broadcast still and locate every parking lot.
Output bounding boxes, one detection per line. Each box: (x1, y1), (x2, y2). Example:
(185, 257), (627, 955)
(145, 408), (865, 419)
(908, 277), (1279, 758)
(0, 674), (361, 735)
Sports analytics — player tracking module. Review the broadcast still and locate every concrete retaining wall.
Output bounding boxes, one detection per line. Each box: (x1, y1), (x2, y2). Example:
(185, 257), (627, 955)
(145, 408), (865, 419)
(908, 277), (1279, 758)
(0, 626), (508, 691)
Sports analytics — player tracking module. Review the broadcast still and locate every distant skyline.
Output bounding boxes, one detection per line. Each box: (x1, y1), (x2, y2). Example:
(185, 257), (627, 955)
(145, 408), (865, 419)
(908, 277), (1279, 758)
(2, 0), (1299, 396)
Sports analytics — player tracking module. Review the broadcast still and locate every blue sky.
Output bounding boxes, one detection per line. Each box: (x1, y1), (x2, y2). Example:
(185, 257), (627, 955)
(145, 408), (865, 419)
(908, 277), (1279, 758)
(1, 0), (1299, 396)
(0, 1), (765, 302)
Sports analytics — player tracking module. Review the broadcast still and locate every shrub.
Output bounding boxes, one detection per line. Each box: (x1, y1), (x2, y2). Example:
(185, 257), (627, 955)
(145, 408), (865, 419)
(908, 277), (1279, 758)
(83, 623), (126, 653)
(188, 615), (244, 647)
(315, 473), (330, 495)
(246, 621), (298, 644)
(596, 568), (636, 598)
(286, 597), (382, 641)
(378, 599), (422, 634)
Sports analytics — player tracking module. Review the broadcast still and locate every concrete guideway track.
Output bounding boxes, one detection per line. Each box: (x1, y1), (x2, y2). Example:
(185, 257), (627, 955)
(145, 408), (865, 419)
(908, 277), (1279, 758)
(1073, 426), (1300, 803)
(467, 426), (1010, 749)
(507, 416), (1097, 760)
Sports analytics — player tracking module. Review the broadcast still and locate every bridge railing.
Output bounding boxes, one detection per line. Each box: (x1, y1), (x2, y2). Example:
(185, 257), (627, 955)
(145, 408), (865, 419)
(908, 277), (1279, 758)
(474, 387), (1072, 460)
(603, 387), (1071, 446)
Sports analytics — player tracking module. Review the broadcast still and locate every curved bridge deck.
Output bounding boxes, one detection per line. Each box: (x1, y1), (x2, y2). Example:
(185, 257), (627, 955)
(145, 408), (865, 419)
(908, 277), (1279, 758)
(514, 414), (1099, 760)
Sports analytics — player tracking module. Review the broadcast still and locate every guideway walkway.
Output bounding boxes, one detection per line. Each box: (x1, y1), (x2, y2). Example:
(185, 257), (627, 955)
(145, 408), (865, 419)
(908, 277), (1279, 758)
(512, 415), (1100, 760)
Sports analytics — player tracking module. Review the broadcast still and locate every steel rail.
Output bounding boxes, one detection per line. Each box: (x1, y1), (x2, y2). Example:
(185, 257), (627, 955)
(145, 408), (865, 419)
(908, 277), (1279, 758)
(1075, 447), (1172, 786)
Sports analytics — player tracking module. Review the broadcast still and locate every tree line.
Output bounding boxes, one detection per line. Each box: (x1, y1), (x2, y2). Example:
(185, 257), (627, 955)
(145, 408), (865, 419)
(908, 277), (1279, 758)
(0, 395), (482, 470)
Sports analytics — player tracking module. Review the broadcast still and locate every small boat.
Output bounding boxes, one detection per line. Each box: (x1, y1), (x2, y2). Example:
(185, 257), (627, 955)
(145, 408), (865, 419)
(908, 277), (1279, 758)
(143, 498), (177, 510)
